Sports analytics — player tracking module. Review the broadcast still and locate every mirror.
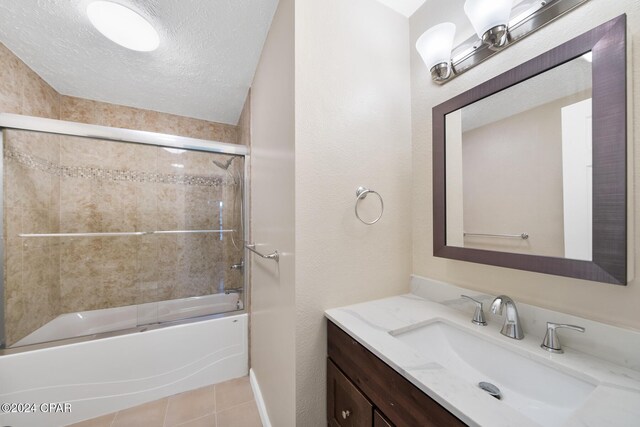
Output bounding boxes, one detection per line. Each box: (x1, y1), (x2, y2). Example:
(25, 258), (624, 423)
(445, 55), (593, 261)
(433, 15), (627, 285)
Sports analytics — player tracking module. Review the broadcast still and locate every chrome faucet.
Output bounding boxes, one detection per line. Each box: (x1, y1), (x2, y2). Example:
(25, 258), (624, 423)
(540, 322), (585, 354)
(461, 295), (487, 326)
(490, 295), (524, 340)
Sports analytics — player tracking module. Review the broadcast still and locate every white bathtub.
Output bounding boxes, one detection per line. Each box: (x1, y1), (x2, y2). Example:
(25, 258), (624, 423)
(0, 304), (247, 426)
(14, 292), (243, 348)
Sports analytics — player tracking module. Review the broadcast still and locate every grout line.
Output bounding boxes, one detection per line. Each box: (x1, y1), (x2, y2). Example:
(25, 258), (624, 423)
(216, 398), (257, 415)
(162, 396), (170, 427)
(173, 411), (215, 427)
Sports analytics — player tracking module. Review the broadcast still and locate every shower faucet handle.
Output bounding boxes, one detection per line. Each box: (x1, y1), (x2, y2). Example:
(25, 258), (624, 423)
(461, 295), (487, 326)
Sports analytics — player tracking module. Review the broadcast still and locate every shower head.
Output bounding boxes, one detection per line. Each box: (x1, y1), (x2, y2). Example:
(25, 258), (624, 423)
(213, 157), (234, 170)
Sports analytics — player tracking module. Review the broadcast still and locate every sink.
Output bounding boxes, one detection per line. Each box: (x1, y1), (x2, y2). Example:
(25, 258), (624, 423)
(390, 320), (596, 427)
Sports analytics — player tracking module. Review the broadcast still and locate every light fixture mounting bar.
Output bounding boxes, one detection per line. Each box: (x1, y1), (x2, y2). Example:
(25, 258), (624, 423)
(446, 0), (589, 83)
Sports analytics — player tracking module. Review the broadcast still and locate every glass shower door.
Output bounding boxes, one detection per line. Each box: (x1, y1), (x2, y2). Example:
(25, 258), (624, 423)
(2, 128), (245, 349)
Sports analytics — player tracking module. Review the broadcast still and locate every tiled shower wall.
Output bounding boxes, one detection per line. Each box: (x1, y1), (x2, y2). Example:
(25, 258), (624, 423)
(4, 131), (244, 346)
(3, 132), (61, 346)
(0, 42), (247, 346)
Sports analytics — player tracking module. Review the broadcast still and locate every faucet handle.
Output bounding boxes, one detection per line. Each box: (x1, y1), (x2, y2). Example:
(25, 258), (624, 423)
(461, 295), (487, 326)
(541, 322), (585, 354)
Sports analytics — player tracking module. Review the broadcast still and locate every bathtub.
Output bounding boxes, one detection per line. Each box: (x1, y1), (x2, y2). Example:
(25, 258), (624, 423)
(13, 292), (243, 348)
(0, 305), (248, 426)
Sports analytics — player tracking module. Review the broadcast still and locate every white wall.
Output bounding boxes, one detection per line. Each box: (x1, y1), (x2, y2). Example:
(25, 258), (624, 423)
(411, 0), (640, 329)
(249, 0), (296, 425)
(294, 0), (412, 424)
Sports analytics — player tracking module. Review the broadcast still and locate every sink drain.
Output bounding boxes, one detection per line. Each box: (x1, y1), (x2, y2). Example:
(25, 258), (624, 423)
(478, 382), (502, 400)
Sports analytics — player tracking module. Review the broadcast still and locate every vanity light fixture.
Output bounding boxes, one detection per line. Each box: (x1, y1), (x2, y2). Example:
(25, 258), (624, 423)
(417, 0), (590, 84)
(464, 0), (514, 50)
(87, 1), (160, 52)
(416, 23), (457, 82)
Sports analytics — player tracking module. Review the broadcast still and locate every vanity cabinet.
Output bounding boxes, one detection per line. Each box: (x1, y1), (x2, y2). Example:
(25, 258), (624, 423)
(327, 320), (466, 427)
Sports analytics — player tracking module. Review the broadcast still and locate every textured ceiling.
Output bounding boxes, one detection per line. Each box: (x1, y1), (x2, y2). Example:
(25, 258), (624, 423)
(0, 0), (279, 125)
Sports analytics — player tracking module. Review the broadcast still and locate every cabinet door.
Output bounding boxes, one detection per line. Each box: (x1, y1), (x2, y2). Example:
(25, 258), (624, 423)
(327, 359), (373, 427)
(374, 410), (393, 427)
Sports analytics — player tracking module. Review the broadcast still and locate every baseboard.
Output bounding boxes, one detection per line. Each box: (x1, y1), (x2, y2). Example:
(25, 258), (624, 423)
(249, 368), (271, 427)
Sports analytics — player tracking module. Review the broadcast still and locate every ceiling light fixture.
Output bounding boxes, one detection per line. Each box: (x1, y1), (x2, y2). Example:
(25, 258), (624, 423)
(87, 1), (160, 52)
(415, 0), (590, 85)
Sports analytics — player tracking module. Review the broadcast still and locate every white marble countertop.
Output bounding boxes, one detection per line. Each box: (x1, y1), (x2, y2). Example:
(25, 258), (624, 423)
(325, 294), (640, 427)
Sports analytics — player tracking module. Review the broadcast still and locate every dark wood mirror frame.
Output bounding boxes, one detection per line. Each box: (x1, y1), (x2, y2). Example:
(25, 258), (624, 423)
(432, 14), (627, 285)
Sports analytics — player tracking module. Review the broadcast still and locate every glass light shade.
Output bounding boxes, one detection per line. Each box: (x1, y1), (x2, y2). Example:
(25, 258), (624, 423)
(87, 1), (160, 52)
(416, 23), (456, 70)
(464, 0), (514, 38)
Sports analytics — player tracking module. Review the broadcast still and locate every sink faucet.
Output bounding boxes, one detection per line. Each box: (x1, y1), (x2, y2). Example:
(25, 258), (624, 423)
(540, 322), (585, 353)
(490, 295), (524, 340)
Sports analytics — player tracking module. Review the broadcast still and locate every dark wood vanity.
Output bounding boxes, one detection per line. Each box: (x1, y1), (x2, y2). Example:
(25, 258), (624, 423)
(327, 320), (466, 427)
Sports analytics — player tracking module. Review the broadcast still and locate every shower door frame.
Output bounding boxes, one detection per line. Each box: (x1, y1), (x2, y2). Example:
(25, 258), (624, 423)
(0, 113), (250, 354)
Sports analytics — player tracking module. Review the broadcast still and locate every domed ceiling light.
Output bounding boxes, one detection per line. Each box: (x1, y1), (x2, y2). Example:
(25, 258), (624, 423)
(87, 1), (160, 52)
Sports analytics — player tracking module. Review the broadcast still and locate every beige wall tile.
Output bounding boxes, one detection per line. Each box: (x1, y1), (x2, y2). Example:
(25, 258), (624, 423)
(94, 102), (144, 130)
(236, 94), (251, 148)
(4, 205), (22, 246)
(60, 135), (111, 168)
(0, 43), (24, 114)
(0, 43), (59, 119)
(59, 96), (98, 124)
(21, 71), (59, 119)
(60, 277), (101, 313)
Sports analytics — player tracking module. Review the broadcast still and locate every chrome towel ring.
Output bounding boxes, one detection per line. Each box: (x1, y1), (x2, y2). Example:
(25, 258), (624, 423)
(355, 186), (384, 225)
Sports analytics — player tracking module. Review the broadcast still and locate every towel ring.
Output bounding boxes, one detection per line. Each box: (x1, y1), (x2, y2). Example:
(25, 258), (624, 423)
(355, 186), (384, 225)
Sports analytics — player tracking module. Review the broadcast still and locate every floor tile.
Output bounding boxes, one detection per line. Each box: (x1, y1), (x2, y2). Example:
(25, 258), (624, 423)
(175, 413), (217, 427)
(67, 413), (115, 427)
(216, 400), (261, 427)
(164, 385), (215, 426)
(111, 398), (168, 427)
(215, 377), (254, 412)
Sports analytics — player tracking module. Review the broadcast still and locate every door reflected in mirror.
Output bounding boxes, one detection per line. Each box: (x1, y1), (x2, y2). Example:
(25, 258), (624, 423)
(445, 55), (593, 261)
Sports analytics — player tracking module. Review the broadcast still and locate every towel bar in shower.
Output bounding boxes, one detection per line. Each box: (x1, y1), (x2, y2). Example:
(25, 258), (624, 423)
(464, 232), (529, 240)
(245, 244), (279, 263)
(18, 230), (236, 238)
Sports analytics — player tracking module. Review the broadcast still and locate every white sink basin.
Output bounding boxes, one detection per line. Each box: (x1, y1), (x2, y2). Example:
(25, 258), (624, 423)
(390, 320), (596, 427)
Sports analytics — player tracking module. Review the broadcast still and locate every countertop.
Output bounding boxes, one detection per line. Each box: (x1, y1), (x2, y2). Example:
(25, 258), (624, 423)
(325, 294), (640, 427)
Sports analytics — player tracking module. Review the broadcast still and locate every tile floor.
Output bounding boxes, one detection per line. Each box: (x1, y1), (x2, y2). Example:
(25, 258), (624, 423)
(68, 376), (262, 427)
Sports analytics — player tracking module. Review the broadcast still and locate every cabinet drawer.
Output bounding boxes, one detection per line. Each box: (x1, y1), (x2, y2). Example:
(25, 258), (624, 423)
(374, 410), (393, 427)
(328, 321), (465, 427)
(327, 359), (373, 427)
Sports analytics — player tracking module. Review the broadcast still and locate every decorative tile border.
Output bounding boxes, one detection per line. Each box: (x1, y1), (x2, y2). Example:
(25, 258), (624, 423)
(4, 148), (237, 187)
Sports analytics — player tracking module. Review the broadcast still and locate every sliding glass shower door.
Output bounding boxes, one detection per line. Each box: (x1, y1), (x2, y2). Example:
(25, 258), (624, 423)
(2, 127), (245, 349)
